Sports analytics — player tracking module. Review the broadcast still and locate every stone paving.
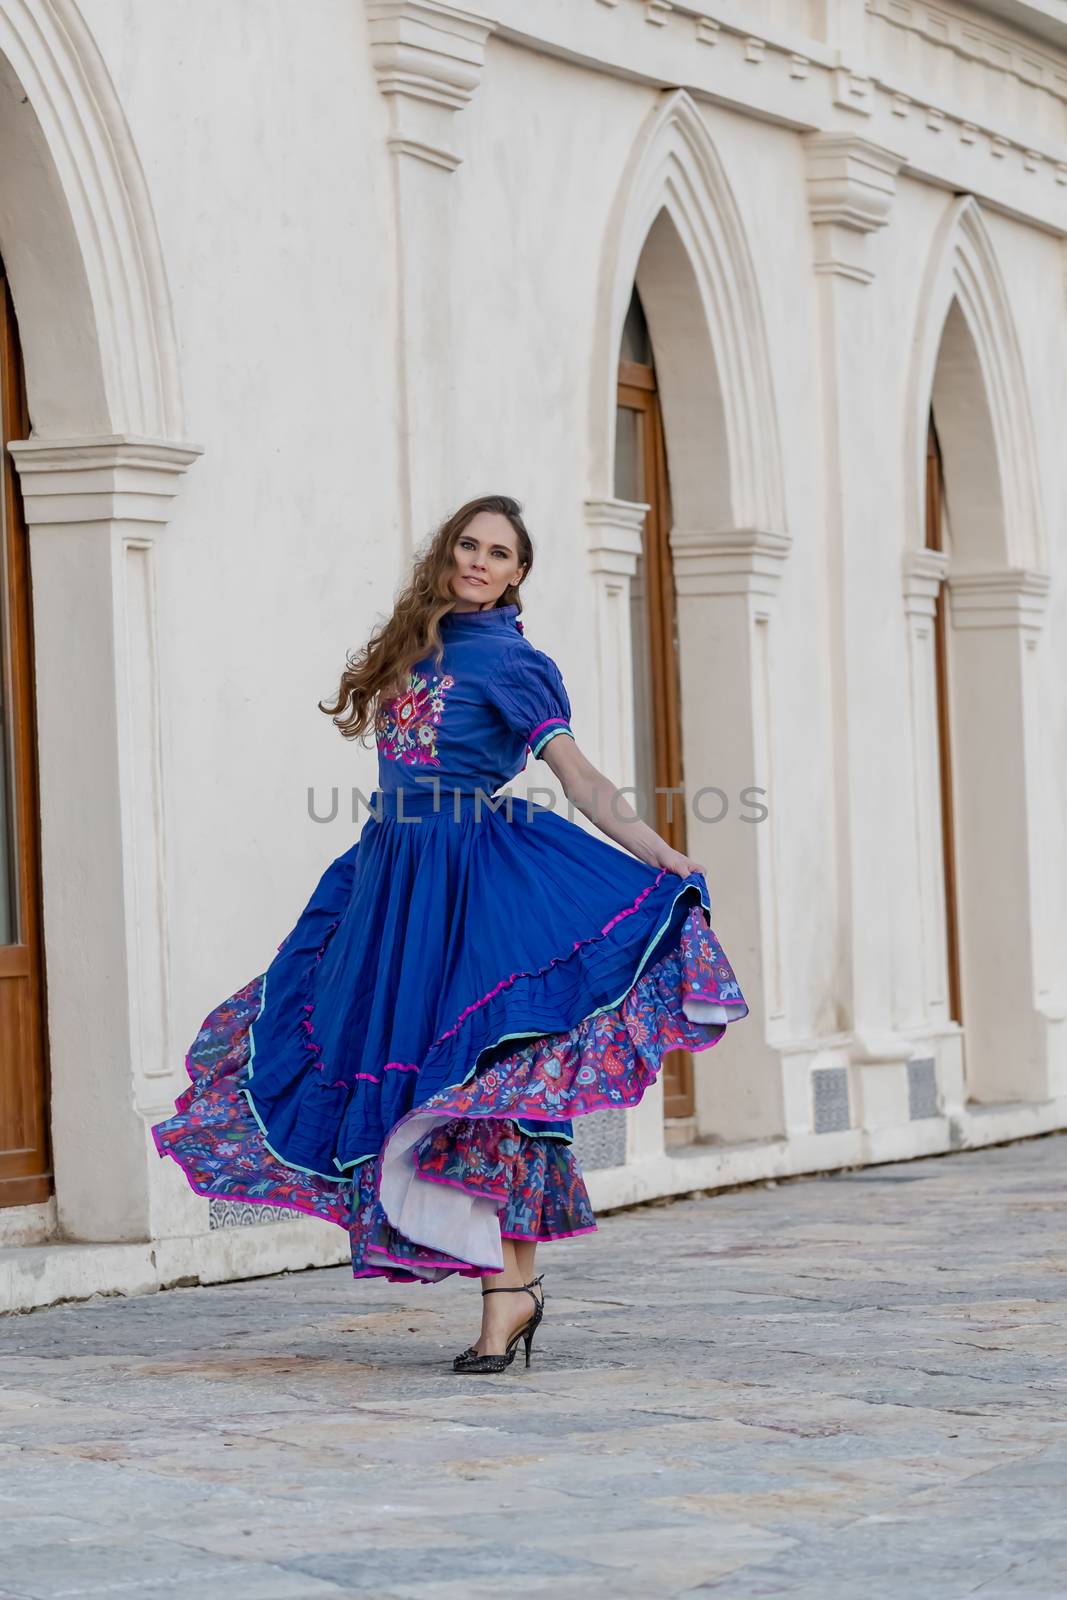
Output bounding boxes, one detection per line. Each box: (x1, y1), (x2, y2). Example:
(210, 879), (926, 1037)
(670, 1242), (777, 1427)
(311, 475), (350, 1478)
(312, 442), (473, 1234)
(1, 1135), (1066, 1599)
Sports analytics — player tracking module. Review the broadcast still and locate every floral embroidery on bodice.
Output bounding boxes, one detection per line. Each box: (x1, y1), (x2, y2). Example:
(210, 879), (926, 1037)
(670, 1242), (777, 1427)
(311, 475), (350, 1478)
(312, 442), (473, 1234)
(375, 667), (456, 766)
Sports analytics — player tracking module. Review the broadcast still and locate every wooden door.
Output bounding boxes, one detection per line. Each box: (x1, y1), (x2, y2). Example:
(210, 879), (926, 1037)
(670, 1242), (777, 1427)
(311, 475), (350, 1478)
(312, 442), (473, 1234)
(926, 411), (962, 1025)
(616, 288), (695, 1124)
(0, 259), (51, 1206)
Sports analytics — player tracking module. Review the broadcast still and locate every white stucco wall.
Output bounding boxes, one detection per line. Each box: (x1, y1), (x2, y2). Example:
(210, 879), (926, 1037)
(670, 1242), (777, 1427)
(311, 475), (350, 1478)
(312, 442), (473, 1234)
(2, 0), (1066, 1308)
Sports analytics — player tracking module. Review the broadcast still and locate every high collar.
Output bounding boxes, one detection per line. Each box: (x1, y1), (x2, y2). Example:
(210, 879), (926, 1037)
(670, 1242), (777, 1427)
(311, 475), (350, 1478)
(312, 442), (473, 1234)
(440, 602), (521, 633)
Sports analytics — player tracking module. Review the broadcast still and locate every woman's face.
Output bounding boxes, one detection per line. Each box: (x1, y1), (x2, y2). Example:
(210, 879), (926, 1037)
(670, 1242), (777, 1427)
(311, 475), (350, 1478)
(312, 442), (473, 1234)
(449, 512), (526, 609)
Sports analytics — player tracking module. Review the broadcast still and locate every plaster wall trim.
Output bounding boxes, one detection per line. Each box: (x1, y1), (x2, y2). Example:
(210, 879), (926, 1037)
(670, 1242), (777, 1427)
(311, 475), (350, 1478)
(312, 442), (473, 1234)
(905, 195), (1046, 571)
(364, 0), (495, 169)
(9, 436), (203, 525)
(590, 87), (786, 536)
(805, 132), (905, 282)
(0, 0), (185, 438)
(947, 566), (1052, 633)
(585, 495), (648, 578)
(670, 525), (792, 598)
(867, 0), (1067, 97)
(903, 546), (950, 618)
(478, 1), (1067, 230)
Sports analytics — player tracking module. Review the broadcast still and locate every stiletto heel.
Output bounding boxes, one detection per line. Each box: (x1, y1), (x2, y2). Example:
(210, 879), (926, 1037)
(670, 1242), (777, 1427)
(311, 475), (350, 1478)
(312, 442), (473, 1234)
(453, 1274), (545, 1374)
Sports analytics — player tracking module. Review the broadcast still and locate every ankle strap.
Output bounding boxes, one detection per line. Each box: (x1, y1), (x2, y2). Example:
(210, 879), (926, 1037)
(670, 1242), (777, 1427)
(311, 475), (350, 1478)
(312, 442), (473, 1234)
(481, 1273), (545, 1299)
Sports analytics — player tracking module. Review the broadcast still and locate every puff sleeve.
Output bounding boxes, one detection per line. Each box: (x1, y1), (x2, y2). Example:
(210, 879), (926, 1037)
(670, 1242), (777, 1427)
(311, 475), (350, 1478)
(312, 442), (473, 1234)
(485, 644), (574, 758)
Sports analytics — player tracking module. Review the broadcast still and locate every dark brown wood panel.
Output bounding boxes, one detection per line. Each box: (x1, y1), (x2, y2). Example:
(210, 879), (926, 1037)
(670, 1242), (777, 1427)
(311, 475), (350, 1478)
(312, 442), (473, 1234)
(0, 260), (51, 1206)
(618, 330), (694, 1123)
(926, 412), (962, 1026)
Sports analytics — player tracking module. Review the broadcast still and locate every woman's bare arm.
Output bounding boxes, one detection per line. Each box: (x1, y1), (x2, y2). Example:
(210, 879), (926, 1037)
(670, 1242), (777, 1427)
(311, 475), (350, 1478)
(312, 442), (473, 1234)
(537, 734), (706, 878)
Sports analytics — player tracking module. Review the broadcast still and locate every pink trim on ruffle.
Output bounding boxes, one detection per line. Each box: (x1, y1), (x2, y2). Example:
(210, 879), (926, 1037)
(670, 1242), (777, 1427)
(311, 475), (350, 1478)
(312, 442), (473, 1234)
(150, 1123), (347, 1228)
(434, 867), (668, 1046)
(366, 1242), (498, 1274)
(412, 1167), (508, 1204)
(501, 1224), (598, 1242)
(528, 715), (570, 744)
(383, 1061), (420, 1073)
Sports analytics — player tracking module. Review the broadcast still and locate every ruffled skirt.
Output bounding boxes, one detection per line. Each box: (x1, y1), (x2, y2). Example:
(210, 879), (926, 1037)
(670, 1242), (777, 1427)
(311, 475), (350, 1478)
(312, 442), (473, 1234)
(152, 788), (748, 1283)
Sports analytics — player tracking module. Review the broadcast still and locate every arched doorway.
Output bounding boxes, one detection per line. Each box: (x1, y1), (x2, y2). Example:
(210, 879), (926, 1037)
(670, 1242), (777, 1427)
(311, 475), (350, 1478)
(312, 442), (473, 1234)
(0, 254), (49, 1207)
(614, 284), (695, 1130)
(587, 90), (790, 1160)
(905, 196), (1054, 1105)
(0, 4), (198, 1241)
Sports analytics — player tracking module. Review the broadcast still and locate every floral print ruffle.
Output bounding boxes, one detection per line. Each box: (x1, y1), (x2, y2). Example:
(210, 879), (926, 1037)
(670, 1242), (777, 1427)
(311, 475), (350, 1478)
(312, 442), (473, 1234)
(151, 970), (595, 1284)
(152, 904), (745, 1283)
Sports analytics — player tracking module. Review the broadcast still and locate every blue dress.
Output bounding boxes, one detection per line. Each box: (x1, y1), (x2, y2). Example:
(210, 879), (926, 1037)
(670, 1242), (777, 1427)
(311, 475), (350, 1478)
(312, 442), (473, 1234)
(152, 602), (749, 1282)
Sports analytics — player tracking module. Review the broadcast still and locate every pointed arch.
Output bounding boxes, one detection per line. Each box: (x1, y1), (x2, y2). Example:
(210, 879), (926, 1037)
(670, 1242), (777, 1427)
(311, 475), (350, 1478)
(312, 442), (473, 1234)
(905, 195), (1044, 572)
(0, 0), (185, 439)
(589, 88), (785, 535)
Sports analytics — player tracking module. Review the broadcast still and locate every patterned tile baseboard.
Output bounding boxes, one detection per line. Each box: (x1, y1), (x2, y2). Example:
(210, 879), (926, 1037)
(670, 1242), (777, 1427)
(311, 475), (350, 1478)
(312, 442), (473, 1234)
(572, 1108), (627, 1170)
(812, 1066), (851, 1133)
(908, 1057), (940, 1119)
(209, 1199), (303, 1230)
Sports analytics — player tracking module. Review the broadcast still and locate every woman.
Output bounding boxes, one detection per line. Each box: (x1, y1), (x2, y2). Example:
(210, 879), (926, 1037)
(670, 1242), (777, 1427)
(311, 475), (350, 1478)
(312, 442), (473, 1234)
(152, 494), (748, 1374)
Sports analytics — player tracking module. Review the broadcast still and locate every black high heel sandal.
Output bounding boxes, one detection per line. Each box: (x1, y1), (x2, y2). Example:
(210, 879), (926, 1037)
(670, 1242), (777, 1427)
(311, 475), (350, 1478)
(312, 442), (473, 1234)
(453, 1274), (545, 1374)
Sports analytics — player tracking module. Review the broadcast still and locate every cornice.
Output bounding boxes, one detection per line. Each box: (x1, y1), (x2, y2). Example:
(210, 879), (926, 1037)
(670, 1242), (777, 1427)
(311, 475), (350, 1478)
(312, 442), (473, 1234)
(364, 0), (496, 170)
(8, 435), (203, 526)
(947, 566), (1051, 632)
(804, 133), (905, 283)
(476, 1), (1067, 232)
(669, 526), (792, 597)
(585, 496), (648, 576)
(902, 546), (949, 619)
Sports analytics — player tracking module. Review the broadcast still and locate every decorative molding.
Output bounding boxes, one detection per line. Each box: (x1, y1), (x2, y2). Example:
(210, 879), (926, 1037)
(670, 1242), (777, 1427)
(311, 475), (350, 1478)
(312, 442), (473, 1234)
(0, 0), (186, 438)
(832, 66), (874, 115)
(905, 196), (1046, 571)
(591, 89), (787, 536)
(8, 436), (203, 526)
(804, 133), (905, 283)
(670, 527), (792, 599)
(947, 567), (1051, 633)
(867, 0), (1067, 107)
(585, 496), (648, 577)
(505, 1), (1067, 215)
(364, 0), (495, 170)
(902, 547), (949, 619)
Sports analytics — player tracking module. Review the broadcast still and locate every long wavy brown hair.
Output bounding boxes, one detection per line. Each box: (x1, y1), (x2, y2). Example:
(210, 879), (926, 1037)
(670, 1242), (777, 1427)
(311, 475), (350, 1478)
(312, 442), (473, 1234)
(318, 494), (535, 742)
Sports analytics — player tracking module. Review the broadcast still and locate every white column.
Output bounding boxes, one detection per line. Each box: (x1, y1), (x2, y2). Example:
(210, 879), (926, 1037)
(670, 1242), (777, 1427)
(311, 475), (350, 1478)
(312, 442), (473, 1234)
(671, 526), (792, 1144)
(804, 133), (913, 1080)
(901, 548), (952, 1033)
(583, 497), (664, 1163)
(9, 435), (200, 1242)
(365, 0), (495, 553)
(946, 568), (1062, 1102)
